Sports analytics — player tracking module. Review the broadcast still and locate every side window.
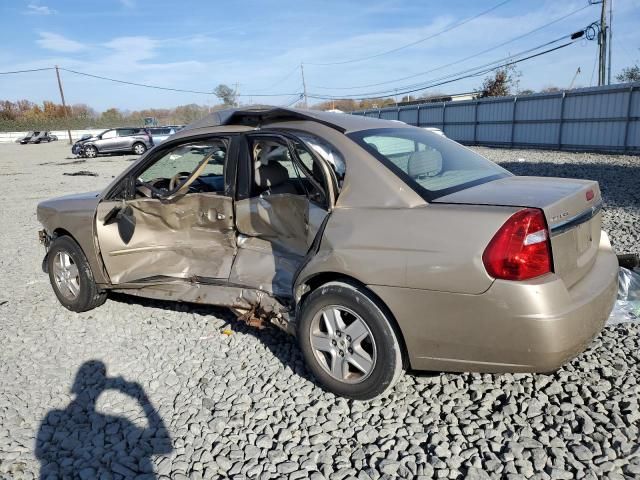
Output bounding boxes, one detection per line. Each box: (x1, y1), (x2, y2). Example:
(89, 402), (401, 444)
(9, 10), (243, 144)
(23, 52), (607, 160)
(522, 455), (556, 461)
(136, 139), (227, 196)
(250, 137), (326, 207)
(101, 130), (116, 140)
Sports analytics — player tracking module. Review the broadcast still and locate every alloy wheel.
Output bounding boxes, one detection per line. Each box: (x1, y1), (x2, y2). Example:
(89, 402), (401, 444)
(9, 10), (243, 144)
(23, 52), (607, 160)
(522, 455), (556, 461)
(134, 144), (146, 155)
(52, 251), (80, 300)
(309, 305), (377, 384)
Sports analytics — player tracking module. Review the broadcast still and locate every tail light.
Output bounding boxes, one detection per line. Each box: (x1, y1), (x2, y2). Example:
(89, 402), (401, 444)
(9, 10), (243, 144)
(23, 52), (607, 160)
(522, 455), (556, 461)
(482, 208), (552, 281)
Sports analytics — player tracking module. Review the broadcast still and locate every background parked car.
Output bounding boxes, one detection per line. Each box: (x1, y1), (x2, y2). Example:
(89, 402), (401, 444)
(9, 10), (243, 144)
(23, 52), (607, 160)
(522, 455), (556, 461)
(17, 131), (58, 144)
(148, 126), (177, 144)
(72, 128), (154, 158)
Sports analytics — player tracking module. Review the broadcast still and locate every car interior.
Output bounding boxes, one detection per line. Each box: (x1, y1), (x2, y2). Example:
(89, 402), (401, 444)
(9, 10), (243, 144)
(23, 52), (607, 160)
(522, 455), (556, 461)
(134, 140), (227, 198)
(250, 138), (327, 208)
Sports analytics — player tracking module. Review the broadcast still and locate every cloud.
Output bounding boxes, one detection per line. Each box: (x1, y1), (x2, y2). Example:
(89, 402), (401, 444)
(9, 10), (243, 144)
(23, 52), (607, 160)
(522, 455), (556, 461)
(26, 3), (56, 15)
(119, 0), (136, 8)
(37, 32), (87, 53)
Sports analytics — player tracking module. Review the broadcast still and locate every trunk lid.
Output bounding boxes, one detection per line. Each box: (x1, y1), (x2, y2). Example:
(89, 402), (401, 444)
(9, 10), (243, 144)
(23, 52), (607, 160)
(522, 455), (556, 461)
(435, 176), (603, 287)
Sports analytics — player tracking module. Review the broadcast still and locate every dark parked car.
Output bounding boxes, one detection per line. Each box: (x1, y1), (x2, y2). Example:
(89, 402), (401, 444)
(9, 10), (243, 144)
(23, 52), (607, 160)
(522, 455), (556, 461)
(17, 131), (58, 144)
(72, 128), (154, 158)
(38, 107), (617, 399)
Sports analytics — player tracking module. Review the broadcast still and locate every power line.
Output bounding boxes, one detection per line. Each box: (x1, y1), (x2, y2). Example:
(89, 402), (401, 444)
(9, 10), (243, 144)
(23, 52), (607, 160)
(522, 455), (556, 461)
(60, 67), (214, 94)
(305, 0), (514, 66)
(310, 4), (593, 90)
(59, 67), (301, 97)
(252, 65), (301, 93)
(0, 67), (55, 75)
(308, 41), (578, 100)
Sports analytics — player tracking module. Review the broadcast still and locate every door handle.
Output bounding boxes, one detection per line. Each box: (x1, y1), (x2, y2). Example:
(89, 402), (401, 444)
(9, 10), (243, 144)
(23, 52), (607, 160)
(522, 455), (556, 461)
(217, 213), (226, 220)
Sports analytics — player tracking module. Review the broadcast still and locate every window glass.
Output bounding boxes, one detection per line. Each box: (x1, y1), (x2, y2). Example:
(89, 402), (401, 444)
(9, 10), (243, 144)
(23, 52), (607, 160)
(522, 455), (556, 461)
(251, 138), (326, 206)
(349, 128), (510, 200)
(138, 140), (227, 194)
(101, 130), (116, 139)
(296, 133), (345, 184)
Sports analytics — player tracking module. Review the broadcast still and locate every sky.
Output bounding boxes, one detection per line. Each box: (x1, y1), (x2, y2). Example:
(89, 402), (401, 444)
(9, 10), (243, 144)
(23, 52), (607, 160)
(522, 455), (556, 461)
(1, 0), (639, 111)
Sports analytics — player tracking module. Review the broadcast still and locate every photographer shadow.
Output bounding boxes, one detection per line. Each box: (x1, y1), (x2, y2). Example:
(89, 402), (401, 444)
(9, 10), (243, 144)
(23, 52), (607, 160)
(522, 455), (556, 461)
(36, 360), (172, 480)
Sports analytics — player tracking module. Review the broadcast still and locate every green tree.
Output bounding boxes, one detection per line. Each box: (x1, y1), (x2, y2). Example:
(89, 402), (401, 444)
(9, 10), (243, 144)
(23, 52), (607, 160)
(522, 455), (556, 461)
(479, 64), (521, 98)
(616, 64), (640, 83)
(214, 84), (237, 106)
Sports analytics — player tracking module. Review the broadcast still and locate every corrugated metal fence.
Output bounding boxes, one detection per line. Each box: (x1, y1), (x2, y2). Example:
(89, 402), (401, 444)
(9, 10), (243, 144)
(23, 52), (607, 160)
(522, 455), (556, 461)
(351, 82), (640, 153)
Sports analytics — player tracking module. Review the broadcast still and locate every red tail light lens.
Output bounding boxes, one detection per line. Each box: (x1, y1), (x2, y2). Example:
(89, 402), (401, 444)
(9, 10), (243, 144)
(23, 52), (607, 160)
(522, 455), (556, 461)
(482, 208), (552, 281)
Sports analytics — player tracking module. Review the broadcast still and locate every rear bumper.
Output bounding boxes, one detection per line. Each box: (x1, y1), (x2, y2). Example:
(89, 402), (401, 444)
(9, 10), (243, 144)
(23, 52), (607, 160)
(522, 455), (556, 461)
(370, 231), (618, 373)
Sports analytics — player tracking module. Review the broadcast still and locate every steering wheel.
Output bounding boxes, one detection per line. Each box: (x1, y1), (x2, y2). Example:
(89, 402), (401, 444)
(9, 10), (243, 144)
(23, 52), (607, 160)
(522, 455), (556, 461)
(169, 171), (192, 191)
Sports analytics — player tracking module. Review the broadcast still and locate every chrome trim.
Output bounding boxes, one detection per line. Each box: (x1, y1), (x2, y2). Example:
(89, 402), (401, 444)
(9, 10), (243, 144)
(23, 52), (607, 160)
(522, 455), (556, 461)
(550, 200), (603, 236)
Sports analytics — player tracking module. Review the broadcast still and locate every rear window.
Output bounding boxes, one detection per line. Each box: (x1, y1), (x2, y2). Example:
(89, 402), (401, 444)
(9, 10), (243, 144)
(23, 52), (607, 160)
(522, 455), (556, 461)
(349, 128), (510, 201)
(150, 128), (171, 135)
(117, 128), (143, 136)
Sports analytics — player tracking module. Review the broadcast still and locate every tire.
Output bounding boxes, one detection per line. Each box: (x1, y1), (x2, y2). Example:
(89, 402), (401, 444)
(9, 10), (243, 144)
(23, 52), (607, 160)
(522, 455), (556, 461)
(84, 145), (98, 158)
(47, 236), (107, 312)
(297, 280), (404, 400)
(132, 142), (147, 155)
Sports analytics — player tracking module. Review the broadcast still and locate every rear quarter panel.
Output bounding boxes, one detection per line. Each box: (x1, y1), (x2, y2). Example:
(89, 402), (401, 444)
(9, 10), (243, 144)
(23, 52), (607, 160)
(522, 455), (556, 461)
(298, 203), (520, 295)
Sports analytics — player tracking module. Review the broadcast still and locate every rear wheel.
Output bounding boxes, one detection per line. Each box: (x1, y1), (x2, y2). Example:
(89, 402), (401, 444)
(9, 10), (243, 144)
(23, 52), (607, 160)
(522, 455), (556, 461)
(132, 142), (147, 155)
(84, 145), (97, 158)
(297, 281), (404, 400)
(47, 236), (107, 312)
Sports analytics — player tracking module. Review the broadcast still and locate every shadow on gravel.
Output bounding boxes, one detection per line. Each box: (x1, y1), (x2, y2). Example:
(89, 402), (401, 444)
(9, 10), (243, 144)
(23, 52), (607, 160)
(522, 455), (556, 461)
(35, 360), (172, 479)
(499, 161), (640, 210)
(108, 293), (323, 388)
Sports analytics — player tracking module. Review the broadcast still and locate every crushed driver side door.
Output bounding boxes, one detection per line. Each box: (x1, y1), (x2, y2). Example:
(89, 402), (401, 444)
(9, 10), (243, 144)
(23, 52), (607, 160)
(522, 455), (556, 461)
(95, 137), (237, 285)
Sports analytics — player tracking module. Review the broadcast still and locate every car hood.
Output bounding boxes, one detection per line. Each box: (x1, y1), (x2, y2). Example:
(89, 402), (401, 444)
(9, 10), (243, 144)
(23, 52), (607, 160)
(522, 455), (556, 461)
(75, 136), (98, 144)
(37, 191), (102, 225)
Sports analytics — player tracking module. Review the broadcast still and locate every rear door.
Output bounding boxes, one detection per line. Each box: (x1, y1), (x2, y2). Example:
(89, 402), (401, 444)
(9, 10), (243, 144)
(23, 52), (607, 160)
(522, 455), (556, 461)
(230, 133), (332, 297)
(95, 136), (236, 284)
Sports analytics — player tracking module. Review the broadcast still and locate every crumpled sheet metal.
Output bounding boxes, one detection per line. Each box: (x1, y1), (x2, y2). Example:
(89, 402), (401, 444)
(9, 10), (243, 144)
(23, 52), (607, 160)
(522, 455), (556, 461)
(113, 280), (285, 313)
(608, 267), (640, 325)
(232, 195), (328, 297)
(230, 236), (303, 298)
(96, 194), (235, 284)
(235, 195), (310, 256)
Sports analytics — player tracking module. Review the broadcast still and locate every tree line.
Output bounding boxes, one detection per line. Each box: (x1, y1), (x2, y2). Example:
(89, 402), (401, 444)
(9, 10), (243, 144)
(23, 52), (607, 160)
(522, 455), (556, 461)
(0, 100), (218, 131)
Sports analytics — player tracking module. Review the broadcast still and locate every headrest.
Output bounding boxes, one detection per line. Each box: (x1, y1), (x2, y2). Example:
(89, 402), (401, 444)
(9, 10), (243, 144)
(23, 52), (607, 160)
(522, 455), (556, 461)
(257, 145), (288, 166)
(255, 161), (289, 188)
(407, 149), (443, 179)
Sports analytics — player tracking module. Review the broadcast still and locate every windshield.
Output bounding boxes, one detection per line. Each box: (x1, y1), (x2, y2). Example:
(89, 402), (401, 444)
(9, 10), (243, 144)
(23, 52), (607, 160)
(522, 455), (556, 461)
(349, 128), (510, 201)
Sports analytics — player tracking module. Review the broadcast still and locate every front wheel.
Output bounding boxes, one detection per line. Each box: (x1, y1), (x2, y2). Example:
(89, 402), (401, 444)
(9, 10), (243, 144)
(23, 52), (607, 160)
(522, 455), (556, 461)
(132, 142), (147, 155)
(297, 281), (404, 400)
(83, 145), (97, 158)
(47, 236), (107, 312)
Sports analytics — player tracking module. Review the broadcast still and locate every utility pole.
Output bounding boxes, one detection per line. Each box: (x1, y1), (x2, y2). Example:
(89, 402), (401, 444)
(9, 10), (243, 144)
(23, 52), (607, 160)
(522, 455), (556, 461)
(607, 0), (613, 85)
(54, 66), (73, 145)
(233, 81), (240, 107)
(597, 0), (608, 86)
(300, 63), (308, 109)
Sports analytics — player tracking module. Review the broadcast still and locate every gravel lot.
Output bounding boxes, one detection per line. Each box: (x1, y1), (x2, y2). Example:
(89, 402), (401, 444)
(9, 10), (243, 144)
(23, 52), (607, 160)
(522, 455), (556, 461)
(0, 142), (638, 480)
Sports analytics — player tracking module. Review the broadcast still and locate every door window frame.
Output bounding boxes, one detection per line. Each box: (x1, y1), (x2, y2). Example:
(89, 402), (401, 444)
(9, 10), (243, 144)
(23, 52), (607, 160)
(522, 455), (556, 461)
(102, 133), (239, 201)
(236, 131), (333, 209)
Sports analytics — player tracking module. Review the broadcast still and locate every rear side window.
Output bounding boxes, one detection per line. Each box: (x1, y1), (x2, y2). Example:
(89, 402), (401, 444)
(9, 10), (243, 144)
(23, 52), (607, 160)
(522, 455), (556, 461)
(349, 128), (510, 201)
(117, 129), (138, 137)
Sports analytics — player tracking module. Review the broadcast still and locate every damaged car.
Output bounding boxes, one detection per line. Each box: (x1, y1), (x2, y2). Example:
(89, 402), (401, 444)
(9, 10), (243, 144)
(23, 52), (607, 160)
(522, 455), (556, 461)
(37, 107), (618, 399)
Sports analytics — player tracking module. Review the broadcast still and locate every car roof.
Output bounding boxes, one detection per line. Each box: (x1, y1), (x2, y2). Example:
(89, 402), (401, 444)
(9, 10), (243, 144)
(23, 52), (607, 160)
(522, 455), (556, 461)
(180, 106), (410, 134)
